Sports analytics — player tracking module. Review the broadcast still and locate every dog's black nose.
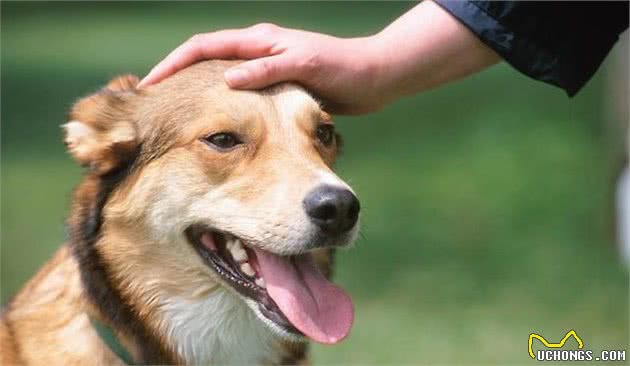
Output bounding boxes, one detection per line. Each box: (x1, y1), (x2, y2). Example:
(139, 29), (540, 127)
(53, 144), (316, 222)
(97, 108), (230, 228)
(303, 185), (360, 234)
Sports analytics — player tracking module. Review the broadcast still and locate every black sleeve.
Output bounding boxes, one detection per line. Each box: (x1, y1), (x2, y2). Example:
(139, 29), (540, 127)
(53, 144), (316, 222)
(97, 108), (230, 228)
(434, 0), (629, 96)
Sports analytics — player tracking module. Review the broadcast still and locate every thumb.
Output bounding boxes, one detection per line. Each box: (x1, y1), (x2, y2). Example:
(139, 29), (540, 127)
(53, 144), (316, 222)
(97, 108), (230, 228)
(224, 55), (297, 89)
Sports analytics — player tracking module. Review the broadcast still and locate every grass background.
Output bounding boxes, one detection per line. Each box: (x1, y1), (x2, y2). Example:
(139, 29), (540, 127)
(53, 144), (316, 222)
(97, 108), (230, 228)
(2, 2), (628, 364)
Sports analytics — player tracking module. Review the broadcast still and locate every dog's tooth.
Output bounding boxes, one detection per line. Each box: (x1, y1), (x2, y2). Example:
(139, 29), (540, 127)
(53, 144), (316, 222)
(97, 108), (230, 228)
(255, 277), (266, 288)
(240, 262), (255, 277)
(230, 243), (248, 262)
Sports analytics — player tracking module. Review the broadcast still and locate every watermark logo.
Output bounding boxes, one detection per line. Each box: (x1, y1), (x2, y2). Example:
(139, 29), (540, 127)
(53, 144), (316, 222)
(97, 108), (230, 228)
(528, 330), (626, 362)
(528, 330), (584, 359)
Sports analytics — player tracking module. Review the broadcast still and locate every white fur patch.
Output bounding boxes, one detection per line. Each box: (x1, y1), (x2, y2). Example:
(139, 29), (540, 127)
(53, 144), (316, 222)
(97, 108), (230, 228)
(270, 86), (319, 129)
(315, 169), (354, 193)
(162, 288), (278, 365)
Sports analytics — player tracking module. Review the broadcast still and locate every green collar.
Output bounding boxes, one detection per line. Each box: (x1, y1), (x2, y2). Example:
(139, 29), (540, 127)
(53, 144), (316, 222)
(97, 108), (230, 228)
(89, 317), (137, 365)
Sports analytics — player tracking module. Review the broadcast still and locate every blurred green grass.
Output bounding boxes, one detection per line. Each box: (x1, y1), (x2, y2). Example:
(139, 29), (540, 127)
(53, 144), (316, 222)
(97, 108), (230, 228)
(2, 2), (628, 364)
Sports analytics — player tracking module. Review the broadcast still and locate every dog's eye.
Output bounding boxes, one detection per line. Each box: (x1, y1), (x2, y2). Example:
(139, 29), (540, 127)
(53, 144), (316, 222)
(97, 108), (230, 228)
(316, 124), (335, 147)
(203, 133), (242, 151)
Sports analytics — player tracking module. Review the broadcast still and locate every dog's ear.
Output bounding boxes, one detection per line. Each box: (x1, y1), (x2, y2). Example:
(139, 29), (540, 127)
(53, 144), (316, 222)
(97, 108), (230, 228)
(63, 75), (140, 175)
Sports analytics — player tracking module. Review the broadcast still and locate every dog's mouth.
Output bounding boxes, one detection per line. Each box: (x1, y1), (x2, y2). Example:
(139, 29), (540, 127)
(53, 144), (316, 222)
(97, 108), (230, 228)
(185, 226), (354, 344)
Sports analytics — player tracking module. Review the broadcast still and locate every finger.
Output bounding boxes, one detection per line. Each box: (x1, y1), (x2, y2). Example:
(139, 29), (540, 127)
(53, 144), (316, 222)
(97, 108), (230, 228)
(224, 54), (299, 89)
(139, 28), (276, 87)
(139, 30), (258, 87)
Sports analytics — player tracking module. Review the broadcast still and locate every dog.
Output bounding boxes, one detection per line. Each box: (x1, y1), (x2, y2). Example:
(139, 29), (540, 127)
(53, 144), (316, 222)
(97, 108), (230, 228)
(0, 60), (360, 365)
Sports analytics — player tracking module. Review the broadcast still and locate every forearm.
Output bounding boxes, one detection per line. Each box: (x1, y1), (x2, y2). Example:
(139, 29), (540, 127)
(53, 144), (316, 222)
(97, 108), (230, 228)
(368, 0), (501, 99)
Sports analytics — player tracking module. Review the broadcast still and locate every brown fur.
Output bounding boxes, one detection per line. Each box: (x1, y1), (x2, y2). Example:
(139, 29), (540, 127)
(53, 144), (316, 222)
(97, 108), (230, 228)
(1, 61), (349, 365)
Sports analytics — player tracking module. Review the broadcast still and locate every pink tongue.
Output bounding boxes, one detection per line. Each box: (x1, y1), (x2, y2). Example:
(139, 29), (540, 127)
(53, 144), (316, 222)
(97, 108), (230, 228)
(252, 248), (354, 344)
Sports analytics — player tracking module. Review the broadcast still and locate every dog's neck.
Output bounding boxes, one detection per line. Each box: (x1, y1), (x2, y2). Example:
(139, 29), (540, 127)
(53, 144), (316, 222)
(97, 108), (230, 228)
(108, 230), (286, 364)
(159, 286), (280, 364)
(78, 227), (288, 364)
(81, 236), (285, 365)
(83, 244), (283, 364)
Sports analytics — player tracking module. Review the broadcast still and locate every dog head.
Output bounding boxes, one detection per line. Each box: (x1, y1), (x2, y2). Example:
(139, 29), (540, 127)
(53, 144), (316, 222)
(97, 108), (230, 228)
(64, 61), (359, 362)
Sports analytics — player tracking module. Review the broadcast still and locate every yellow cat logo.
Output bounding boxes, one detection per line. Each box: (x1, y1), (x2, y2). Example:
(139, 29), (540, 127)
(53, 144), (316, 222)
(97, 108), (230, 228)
(528, 330), (584, 359)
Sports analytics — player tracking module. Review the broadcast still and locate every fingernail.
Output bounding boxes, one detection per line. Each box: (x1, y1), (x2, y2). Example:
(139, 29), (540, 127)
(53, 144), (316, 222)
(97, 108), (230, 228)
(225, 68), (250, 87)
(137, 74), (153, 88)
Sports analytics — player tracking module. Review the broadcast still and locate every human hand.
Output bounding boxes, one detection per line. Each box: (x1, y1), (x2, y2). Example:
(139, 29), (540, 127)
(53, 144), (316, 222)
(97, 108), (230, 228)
(139, 2), (499, 115)
(139, 24), (388, 114)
